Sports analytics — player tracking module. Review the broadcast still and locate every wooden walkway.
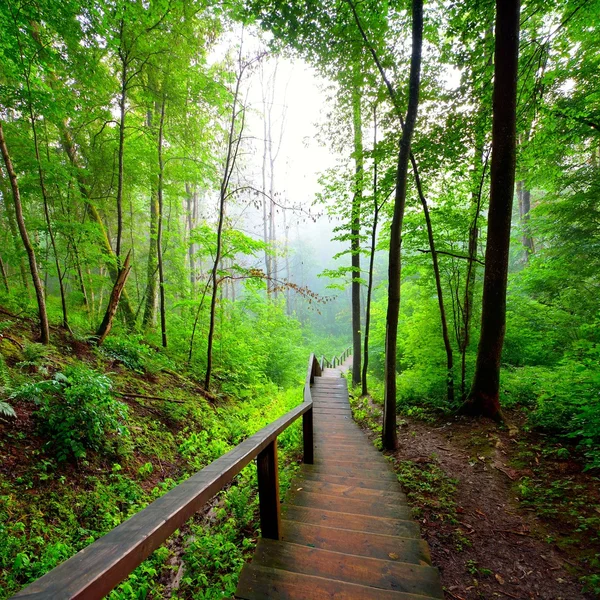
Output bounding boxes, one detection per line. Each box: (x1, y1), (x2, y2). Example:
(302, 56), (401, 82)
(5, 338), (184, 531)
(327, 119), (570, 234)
(236, 361), (443, 599)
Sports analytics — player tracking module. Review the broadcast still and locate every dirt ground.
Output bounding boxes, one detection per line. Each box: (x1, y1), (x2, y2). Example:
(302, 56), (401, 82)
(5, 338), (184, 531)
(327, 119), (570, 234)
(358, 411), (597, 600)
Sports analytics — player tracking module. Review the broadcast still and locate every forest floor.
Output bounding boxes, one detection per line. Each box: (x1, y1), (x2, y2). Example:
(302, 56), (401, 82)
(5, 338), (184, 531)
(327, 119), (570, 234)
(351, 395), (600, 600)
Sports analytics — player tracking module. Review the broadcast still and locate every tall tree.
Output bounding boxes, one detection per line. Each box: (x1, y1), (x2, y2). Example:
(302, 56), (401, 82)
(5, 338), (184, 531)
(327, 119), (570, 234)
(463, 0), (521, 420)
(350, 82), (363, 387)
(382, 0), (424, 450)
(0, 122), (50, 344)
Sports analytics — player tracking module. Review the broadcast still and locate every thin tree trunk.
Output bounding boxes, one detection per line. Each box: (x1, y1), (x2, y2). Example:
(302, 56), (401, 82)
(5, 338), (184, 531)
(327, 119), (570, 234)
(351, 84), (363, 387)
(362, 105), (379, 397)
(0, 121), (50, 343)
(0, 254), (9, 292)
(60, 125), (136, 327)
(517, 180), (534, 260)
(157, 94), (167, 348)
(96, 250), (132, 345)
(143, 103), (159, 330)
(0, 170), (29, 289)
(116, 46), (128, 263)
(205, 54), (247, 389)
(412, 160), (454, 404)
(27, 96), (70, 330)
(464, 0), (520, 420)
(383, 0), (423, 451)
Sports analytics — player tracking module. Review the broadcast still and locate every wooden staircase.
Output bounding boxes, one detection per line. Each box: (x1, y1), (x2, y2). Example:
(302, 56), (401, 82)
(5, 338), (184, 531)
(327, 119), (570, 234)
(235, 361), (443, 599)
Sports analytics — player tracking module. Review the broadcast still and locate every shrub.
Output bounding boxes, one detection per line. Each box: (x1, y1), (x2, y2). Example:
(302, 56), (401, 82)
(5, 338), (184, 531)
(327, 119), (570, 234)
(12, 366), (129, 461)
(99, 336), (153, 373)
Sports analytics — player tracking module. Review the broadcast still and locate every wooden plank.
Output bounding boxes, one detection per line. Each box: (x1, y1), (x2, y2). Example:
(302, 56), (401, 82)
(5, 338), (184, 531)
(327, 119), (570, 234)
(297, 471), (403, 491)
(281, 521), (432, 564)
(282, 505), (419, 537)
(290, 479), (406, 503)
(251, 539), (444, 598)
(257, 440), (281, 540)
(303, 464), (398, 482)
(286, 490), (410, 519)
(302, 408), (313, 465)
(236, 564), (440, 600)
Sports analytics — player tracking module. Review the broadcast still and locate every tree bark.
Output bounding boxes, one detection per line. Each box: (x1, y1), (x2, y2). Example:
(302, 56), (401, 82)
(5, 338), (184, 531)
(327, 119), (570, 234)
(156, 94), (167, 348)
(143, 104), (159, 330)
(382, 0), (423, 450)
(463, 0), (520, 420)
(0, 253), (9, 292)
(96, 250), (132, 345)
(517, 180), (534, 260)
(0, 121), (50, 344)
(351, 84), (363, 387)
(362, 105), (378, 397)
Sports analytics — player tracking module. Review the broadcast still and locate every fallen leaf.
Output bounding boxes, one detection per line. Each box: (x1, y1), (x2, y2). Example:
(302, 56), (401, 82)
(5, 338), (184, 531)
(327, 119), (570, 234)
(388, 553), (399, 560)
(495, 573), (505, 585)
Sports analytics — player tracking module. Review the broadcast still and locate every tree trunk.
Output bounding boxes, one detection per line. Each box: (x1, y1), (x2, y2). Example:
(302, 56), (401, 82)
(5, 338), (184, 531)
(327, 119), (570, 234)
(205, 54), (247, 389)
(412, 159), (454, 404)
(143, 105), (159, 330)
(517, 180), (534, 260)
(60, 125), (136, 327)
(0, 253), (9, 292)
(383, 0), (423, 451)
(463, 0), (520, 420)
(351, 84), (363, 387)
(0, 121), (50, 344)
(27, 97), (70, 330)
(0, 170), (29, 290)
(96, 250), (132, 345)
(362, 105), (378, 397)
(156, 95), (167, 348)
(116, 49), (128, 263)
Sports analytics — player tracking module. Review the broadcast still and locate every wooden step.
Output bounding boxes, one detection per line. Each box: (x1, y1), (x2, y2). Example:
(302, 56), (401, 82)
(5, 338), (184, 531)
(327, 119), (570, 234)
(299, 471), (403, 491)
(236, 564), (442, 600)
(293, 479), (406, 503)
(281, 521), (432, 564)
(313, 457), (389, 468)
(286, 489), (410, 519)
(303, 464), (398, 482)
(249, 539), (444, 597)
(282, 505), (420, 537)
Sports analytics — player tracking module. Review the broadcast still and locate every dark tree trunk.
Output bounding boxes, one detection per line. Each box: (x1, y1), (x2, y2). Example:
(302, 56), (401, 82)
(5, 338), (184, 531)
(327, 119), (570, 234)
(351, 84), (363, 387)
(0, 121), (50, 344)
(96, 250), (132, 345)
(362, 105), (379, 397)
(463, 0), (520, 420)
(383, 0), (423, 450)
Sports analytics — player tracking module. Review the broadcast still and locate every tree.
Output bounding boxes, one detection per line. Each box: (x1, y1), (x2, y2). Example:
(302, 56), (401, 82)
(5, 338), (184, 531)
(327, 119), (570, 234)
(0, 122), (50, 344)
(462, 0), (521, 420)
(382, 0), (424, 450)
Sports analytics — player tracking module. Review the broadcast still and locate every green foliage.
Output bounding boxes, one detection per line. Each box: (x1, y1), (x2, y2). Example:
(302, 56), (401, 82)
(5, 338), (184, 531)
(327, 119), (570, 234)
(99, 336), (154, 373)
(12, 367), (129, 461)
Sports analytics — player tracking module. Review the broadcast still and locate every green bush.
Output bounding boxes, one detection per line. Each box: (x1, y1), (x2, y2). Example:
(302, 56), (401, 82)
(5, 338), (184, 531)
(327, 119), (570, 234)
(99, 336), (154, 373)
(12, 366), (129, 461)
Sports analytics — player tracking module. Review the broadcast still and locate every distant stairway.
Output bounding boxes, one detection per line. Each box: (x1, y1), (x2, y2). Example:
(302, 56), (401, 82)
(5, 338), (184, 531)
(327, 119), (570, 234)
(235, 361), (443, 599)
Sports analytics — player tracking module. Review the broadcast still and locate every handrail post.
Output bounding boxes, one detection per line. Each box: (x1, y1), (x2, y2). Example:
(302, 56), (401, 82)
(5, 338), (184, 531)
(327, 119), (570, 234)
(257, 439), (281, 540)
(303, 407), (313, 464)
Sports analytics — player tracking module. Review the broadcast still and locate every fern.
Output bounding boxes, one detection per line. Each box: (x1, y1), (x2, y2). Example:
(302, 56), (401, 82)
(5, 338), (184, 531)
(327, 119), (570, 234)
(0, 400), (16, 418)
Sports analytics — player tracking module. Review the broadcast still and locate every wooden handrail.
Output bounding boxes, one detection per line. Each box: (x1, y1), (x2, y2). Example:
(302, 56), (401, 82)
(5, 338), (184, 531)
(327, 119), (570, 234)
(11, 351), (346, 600)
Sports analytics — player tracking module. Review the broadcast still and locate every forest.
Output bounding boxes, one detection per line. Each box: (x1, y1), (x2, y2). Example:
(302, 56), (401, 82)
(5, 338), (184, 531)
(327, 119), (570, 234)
(0, 0), (599, 598)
